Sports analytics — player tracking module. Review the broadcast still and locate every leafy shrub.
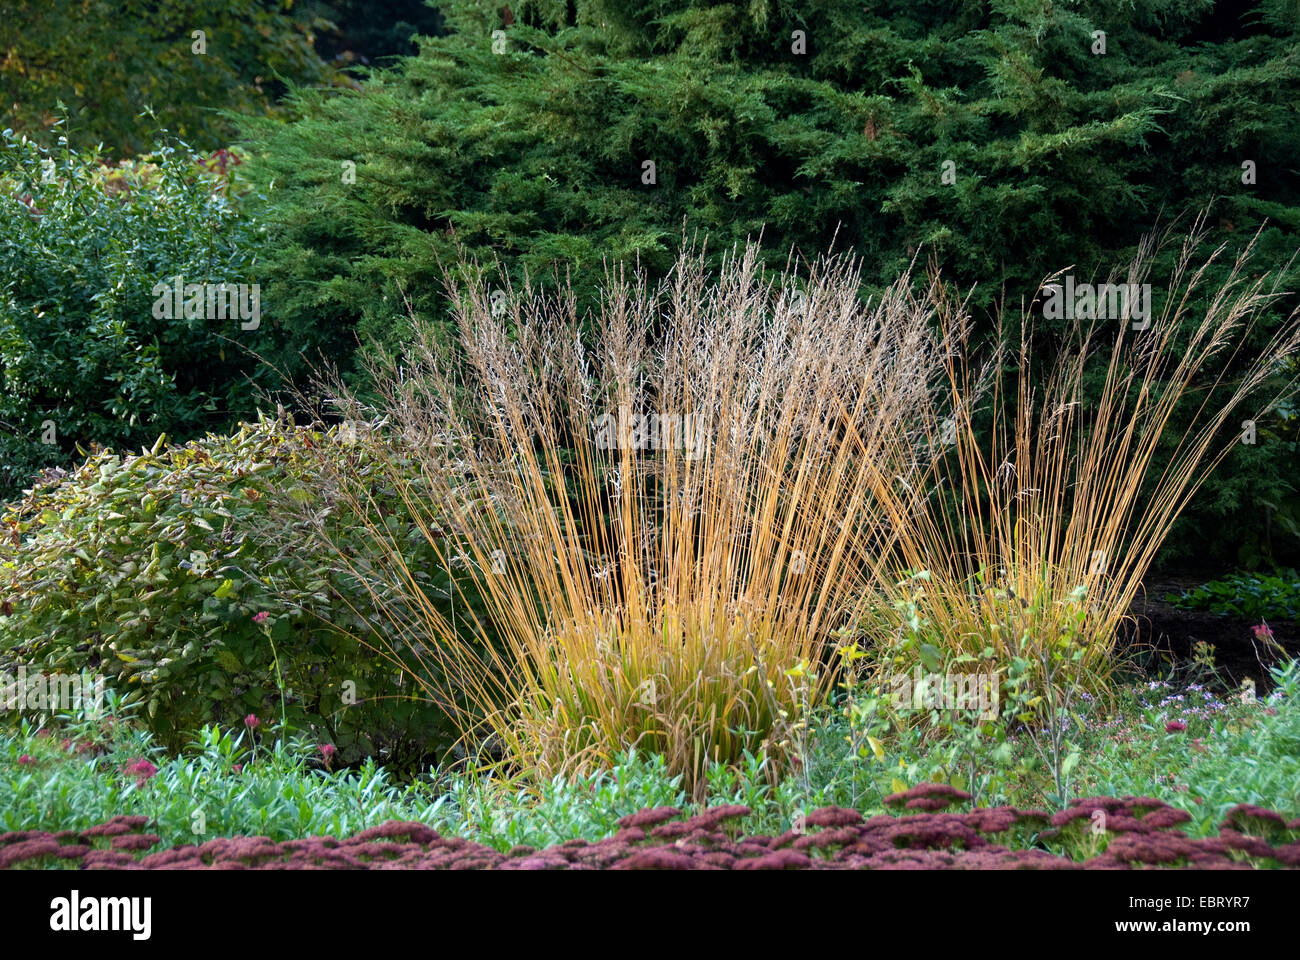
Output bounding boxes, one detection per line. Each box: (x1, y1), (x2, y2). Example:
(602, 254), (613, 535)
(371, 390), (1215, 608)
(0, 414), (482, 768)
(0, 130), (272, 498)
(1167, 570), (1300, 620)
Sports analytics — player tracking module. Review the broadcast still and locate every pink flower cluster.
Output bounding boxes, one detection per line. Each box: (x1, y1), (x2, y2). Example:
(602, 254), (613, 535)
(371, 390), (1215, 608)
(3, 793), (1297, 870)
(121, 758), (158, 787)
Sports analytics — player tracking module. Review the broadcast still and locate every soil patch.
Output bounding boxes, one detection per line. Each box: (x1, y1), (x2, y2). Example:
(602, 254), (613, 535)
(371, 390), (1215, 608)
(1119, 577), (1300, 693)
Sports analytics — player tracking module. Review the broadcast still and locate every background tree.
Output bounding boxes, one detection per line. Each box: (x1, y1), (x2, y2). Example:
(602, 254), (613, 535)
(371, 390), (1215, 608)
(0, 0), (339, 157)
(300, 0), (447, 67)
(239, 0), (1300, 567)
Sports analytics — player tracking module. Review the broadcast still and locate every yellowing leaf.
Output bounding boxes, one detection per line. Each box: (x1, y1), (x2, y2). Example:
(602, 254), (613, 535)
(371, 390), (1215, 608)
(785, 658), (810, 679)
(866, 735), (886, 761)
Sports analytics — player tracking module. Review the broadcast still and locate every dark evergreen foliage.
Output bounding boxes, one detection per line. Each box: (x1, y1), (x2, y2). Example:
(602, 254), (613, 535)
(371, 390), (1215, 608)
(239, 0), (1300, 565)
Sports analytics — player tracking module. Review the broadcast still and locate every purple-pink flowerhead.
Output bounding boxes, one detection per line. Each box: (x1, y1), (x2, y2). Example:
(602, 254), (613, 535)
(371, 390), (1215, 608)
(252, 611), (269, 624)
(318, 743), (337, 768)
(1166, 721), (1187, 734)
(123, 758), (157, 785)
(244, 714), (261, 730)
(1251, 623), (1274, 643)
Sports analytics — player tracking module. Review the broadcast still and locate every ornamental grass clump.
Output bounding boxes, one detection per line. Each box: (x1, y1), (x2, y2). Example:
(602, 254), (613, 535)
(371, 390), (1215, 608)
(859, 218), (1300, 705)
(316, 243), (963, 793)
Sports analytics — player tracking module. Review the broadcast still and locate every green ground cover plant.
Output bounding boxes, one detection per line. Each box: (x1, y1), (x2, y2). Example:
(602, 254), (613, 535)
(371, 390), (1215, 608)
(3, 660), (1294, 859)
(1168, 570), (1300, 620)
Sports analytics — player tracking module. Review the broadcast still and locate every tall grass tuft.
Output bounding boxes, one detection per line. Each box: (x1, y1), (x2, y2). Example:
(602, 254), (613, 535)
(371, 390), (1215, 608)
(859, 218), (1300, 703)
(312, 244), (962, 793)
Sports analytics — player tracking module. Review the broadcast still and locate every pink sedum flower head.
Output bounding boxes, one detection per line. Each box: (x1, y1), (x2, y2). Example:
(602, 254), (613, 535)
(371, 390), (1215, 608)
(123, 758), (158, 786)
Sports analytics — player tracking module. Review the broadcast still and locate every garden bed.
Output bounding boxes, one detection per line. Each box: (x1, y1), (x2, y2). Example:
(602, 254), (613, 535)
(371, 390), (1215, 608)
(4, 789), (1296, 870)
(1121, 577), (1300, 693)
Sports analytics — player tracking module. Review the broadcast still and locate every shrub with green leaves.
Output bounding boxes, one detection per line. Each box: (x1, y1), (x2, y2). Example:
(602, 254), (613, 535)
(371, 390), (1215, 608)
(0, 415), (484, 769)
(0, 130), (272, 498)
(1168, 570), (1300, 621)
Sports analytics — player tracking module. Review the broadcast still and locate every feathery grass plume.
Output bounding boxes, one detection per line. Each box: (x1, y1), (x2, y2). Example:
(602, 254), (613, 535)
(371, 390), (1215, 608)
(859, 215), (1300, 704)
(312, 243), (964, 794)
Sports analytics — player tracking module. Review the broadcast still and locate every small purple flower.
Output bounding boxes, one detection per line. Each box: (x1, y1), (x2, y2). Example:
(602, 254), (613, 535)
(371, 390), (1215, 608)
(252, 611), (269, 624)
(17, 754), (35, 765)
(1165, 721), (1186, 734)
(244, 714), (261, 730)
(318, 743), (337, 768)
